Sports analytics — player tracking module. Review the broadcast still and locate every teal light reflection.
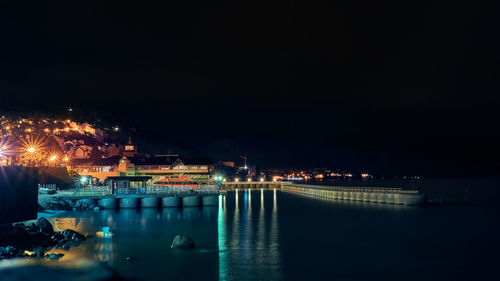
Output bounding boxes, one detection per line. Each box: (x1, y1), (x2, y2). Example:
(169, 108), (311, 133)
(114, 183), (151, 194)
(218, 194), (228, 281)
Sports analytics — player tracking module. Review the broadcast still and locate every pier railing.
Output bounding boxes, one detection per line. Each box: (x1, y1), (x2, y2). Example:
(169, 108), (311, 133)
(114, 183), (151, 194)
(221, 181), (280, 189)
(56, 185), (219, 197)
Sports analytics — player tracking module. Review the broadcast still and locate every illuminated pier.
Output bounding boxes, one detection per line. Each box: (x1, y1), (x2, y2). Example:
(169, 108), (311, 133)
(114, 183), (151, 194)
(221, 181), (280, 190)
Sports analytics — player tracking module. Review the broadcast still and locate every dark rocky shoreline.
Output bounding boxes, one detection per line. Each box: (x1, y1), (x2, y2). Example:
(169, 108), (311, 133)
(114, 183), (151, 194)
(45, 197), (101, 211)
(0, 217), (85, 260)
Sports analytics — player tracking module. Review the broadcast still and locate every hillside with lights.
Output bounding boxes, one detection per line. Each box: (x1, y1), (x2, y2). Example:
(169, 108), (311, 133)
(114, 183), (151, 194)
(0, 115), (123, 167)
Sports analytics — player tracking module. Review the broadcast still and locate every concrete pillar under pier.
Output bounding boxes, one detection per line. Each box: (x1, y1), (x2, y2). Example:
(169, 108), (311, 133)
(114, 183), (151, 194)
(162, 197), (182, 208)
(141, 197), (160, 208)
(377, 193), (387, 203)
(98, 198), (117, 209)
(355, 192), (362, 201)
(332, 190), (338, 199)
(394, 193), (404, 205)
(349, 191), (355, 200)
(120, 197), (139, 209)
(202, 195), (218, 206)
(338, 190), (344, 200)
(369, 192), (378, 203)
(345, 191), (352, 201)
(386, 193), (395, 204)
(183, 196), (201, 207)
(362, 192), (371, 202)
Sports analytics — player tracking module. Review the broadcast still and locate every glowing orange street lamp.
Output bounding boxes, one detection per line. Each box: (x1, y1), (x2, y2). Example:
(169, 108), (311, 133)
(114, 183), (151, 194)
(27, 147), (36, 153)
(63, 157), (69, 162)
(50, 155), (57, 161)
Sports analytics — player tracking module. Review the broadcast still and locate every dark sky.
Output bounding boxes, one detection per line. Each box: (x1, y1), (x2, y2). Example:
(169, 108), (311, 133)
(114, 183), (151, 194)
(1, 0), (499, 176)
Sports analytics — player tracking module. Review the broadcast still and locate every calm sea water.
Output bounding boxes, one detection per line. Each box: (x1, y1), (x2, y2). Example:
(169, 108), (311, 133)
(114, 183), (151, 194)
(39, 184), (500, 281)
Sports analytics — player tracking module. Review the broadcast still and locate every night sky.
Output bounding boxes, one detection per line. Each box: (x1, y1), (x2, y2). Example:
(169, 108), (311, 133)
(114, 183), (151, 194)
(1, 1), (499, 176)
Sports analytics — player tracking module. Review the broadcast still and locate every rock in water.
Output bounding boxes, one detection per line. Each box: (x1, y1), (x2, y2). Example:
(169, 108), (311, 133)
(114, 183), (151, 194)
(170, 234), (195, 249)
(35, 217), (54, 234)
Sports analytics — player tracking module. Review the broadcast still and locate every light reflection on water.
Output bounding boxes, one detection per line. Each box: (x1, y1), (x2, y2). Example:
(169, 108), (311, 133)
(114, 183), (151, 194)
(42, 191), (282, 281)
(218, 189), (282, 281)
(22, 189), (498, 281)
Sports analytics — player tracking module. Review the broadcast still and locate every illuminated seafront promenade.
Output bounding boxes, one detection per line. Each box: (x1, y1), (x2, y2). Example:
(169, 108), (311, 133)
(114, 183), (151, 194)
(41, 180), (438, 212)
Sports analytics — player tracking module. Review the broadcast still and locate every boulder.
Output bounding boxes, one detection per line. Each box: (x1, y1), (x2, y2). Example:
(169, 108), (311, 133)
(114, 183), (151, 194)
(27, 223), (37, 232)
(31, 248), (45, 258)
(12, 223), (27, 235)
(71, 233), (85, 242)
(47, 253), (64, 260)
(170, 234), (195, 249)
(5, 246), (18, 256)
(51, 233), (65, 242)
(28, 231), (55, 248)
(62, 229), (77, 239)
(35, 218), (54, 234)
(12, 223), (26, 230)
(57, 239), (69, 246)
(93, 206), (101, 212)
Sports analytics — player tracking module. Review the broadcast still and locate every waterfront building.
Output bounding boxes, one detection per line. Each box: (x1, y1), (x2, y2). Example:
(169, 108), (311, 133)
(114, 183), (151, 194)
(73, 139), (215, 188)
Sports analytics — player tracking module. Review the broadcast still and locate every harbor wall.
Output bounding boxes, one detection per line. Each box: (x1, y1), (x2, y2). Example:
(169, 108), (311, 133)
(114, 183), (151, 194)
(281, 183), (424, 206)
(0, 166), (38, 224)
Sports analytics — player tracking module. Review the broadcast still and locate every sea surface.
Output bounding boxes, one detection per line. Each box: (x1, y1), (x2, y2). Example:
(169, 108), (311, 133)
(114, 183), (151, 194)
(10, 179), (500, 280)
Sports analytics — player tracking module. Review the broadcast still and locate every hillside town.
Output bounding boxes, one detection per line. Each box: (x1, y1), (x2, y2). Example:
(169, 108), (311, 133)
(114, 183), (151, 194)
(0, 115), (216, 190)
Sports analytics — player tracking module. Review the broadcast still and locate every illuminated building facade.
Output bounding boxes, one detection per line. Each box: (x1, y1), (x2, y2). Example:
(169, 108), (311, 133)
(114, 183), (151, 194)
(73, 139), (214, 186)
(74, 155), (214, 185)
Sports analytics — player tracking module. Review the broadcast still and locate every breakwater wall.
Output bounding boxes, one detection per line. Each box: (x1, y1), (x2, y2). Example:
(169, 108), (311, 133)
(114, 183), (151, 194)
(0, 166), (39, 224)
(47, 194), (219, 210)
(281, 183), (425, 206)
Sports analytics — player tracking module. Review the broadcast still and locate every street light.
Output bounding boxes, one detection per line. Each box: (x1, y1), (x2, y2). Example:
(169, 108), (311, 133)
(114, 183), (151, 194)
(27, 147), (35, 153)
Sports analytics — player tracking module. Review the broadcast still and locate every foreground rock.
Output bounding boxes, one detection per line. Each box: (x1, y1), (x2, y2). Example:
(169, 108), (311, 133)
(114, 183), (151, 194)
(170, 234), (195, 249)
(33, 217), (54, 234)
(0, 218), (86, 261)
(0, 259), (130, 281)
